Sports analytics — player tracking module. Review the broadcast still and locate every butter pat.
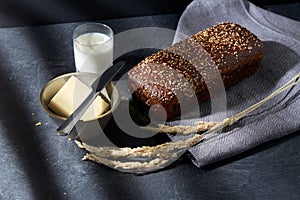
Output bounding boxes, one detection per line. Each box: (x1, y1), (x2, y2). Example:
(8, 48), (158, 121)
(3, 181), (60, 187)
(48, 76), (109, 120)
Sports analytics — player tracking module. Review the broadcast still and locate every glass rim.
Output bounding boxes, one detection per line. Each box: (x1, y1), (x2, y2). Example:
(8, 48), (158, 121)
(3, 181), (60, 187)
(73, 22), (114, 47)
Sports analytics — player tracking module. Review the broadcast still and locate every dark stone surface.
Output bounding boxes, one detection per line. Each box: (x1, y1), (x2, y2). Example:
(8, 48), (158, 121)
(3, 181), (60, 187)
(0, 5), (299, 200)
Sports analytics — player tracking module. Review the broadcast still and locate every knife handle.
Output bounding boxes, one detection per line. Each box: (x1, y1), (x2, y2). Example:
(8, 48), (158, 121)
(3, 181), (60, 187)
(56, 61), (125, 136)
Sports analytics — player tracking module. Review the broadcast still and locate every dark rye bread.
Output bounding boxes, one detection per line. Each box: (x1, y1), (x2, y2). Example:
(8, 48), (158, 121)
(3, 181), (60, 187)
(128, 22), (264, 119)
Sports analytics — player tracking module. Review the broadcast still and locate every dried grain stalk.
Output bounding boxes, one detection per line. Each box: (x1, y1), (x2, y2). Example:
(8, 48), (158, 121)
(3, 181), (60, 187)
(76, 72), (300, 173)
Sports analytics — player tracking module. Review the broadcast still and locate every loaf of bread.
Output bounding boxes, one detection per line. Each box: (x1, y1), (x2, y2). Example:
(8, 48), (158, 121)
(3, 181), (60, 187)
(128, 22), (264, 119)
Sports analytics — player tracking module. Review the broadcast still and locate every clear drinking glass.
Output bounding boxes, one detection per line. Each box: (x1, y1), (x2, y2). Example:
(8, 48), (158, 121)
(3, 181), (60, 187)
(73, 23), (114, 74)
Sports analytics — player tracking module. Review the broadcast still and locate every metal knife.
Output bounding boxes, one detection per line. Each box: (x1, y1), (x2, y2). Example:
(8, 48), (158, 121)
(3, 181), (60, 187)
(56, 61), (125, 136)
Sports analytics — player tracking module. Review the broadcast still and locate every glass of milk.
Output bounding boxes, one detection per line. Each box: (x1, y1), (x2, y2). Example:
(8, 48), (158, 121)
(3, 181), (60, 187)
(73, 23), (113, 74)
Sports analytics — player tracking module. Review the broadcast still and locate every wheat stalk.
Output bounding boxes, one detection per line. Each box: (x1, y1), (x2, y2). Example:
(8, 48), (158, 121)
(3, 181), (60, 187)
(77, 72), (300, 173)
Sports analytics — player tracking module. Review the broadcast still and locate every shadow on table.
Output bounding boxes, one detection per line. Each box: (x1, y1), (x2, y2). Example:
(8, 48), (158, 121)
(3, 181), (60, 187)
(0, 52), (63, 199)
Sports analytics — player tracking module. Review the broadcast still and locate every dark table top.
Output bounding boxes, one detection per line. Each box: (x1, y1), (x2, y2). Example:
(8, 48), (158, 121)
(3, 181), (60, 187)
(0, 3), (299, 200)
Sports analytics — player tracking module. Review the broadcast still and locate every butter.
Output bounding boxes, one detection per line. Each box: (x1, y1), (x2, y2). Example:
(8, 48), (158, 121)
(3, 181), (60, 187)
(48, 76), (109, 120)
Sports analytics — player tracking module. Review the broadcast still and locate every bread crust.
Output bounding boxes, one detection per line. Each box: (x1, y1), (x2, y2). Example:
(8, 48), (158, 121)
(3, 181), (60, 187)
(128, 22), (264, 119)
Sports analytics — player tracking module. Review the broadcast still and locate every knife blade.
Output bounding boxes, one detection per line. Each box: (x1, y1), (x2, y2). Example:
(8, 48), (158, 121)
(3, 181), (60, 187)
(56, 61), (125, 136)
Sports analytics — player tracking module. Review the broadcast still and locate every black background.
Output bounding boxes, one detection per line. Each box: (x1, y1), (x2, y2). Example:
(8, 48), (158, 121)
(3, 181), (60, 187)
(0, 0), (300, 27)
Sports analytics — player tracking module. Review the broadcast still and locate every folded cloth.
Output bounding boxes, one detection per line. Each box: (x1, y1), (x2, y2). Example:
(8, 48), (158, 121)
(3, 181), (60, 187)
(168, 0), (300, 167)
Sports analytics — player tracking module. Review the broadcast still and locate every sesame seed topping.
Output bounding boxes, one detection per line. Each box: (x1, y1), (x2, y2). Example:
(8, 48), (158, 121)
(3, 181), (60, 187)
(128, 22), (263, 116)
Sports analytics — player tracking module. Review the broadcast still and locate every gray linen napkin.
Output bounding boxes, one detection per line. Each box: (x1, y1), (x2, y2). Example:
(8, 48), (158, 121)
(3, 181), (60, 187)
(169, 0), (300, 167)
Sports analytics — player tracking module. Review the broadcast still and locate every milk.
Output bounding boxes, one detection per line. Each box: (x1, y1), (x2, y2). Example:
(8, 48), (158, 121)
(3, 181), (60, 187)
(74, 32), (113, 74)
